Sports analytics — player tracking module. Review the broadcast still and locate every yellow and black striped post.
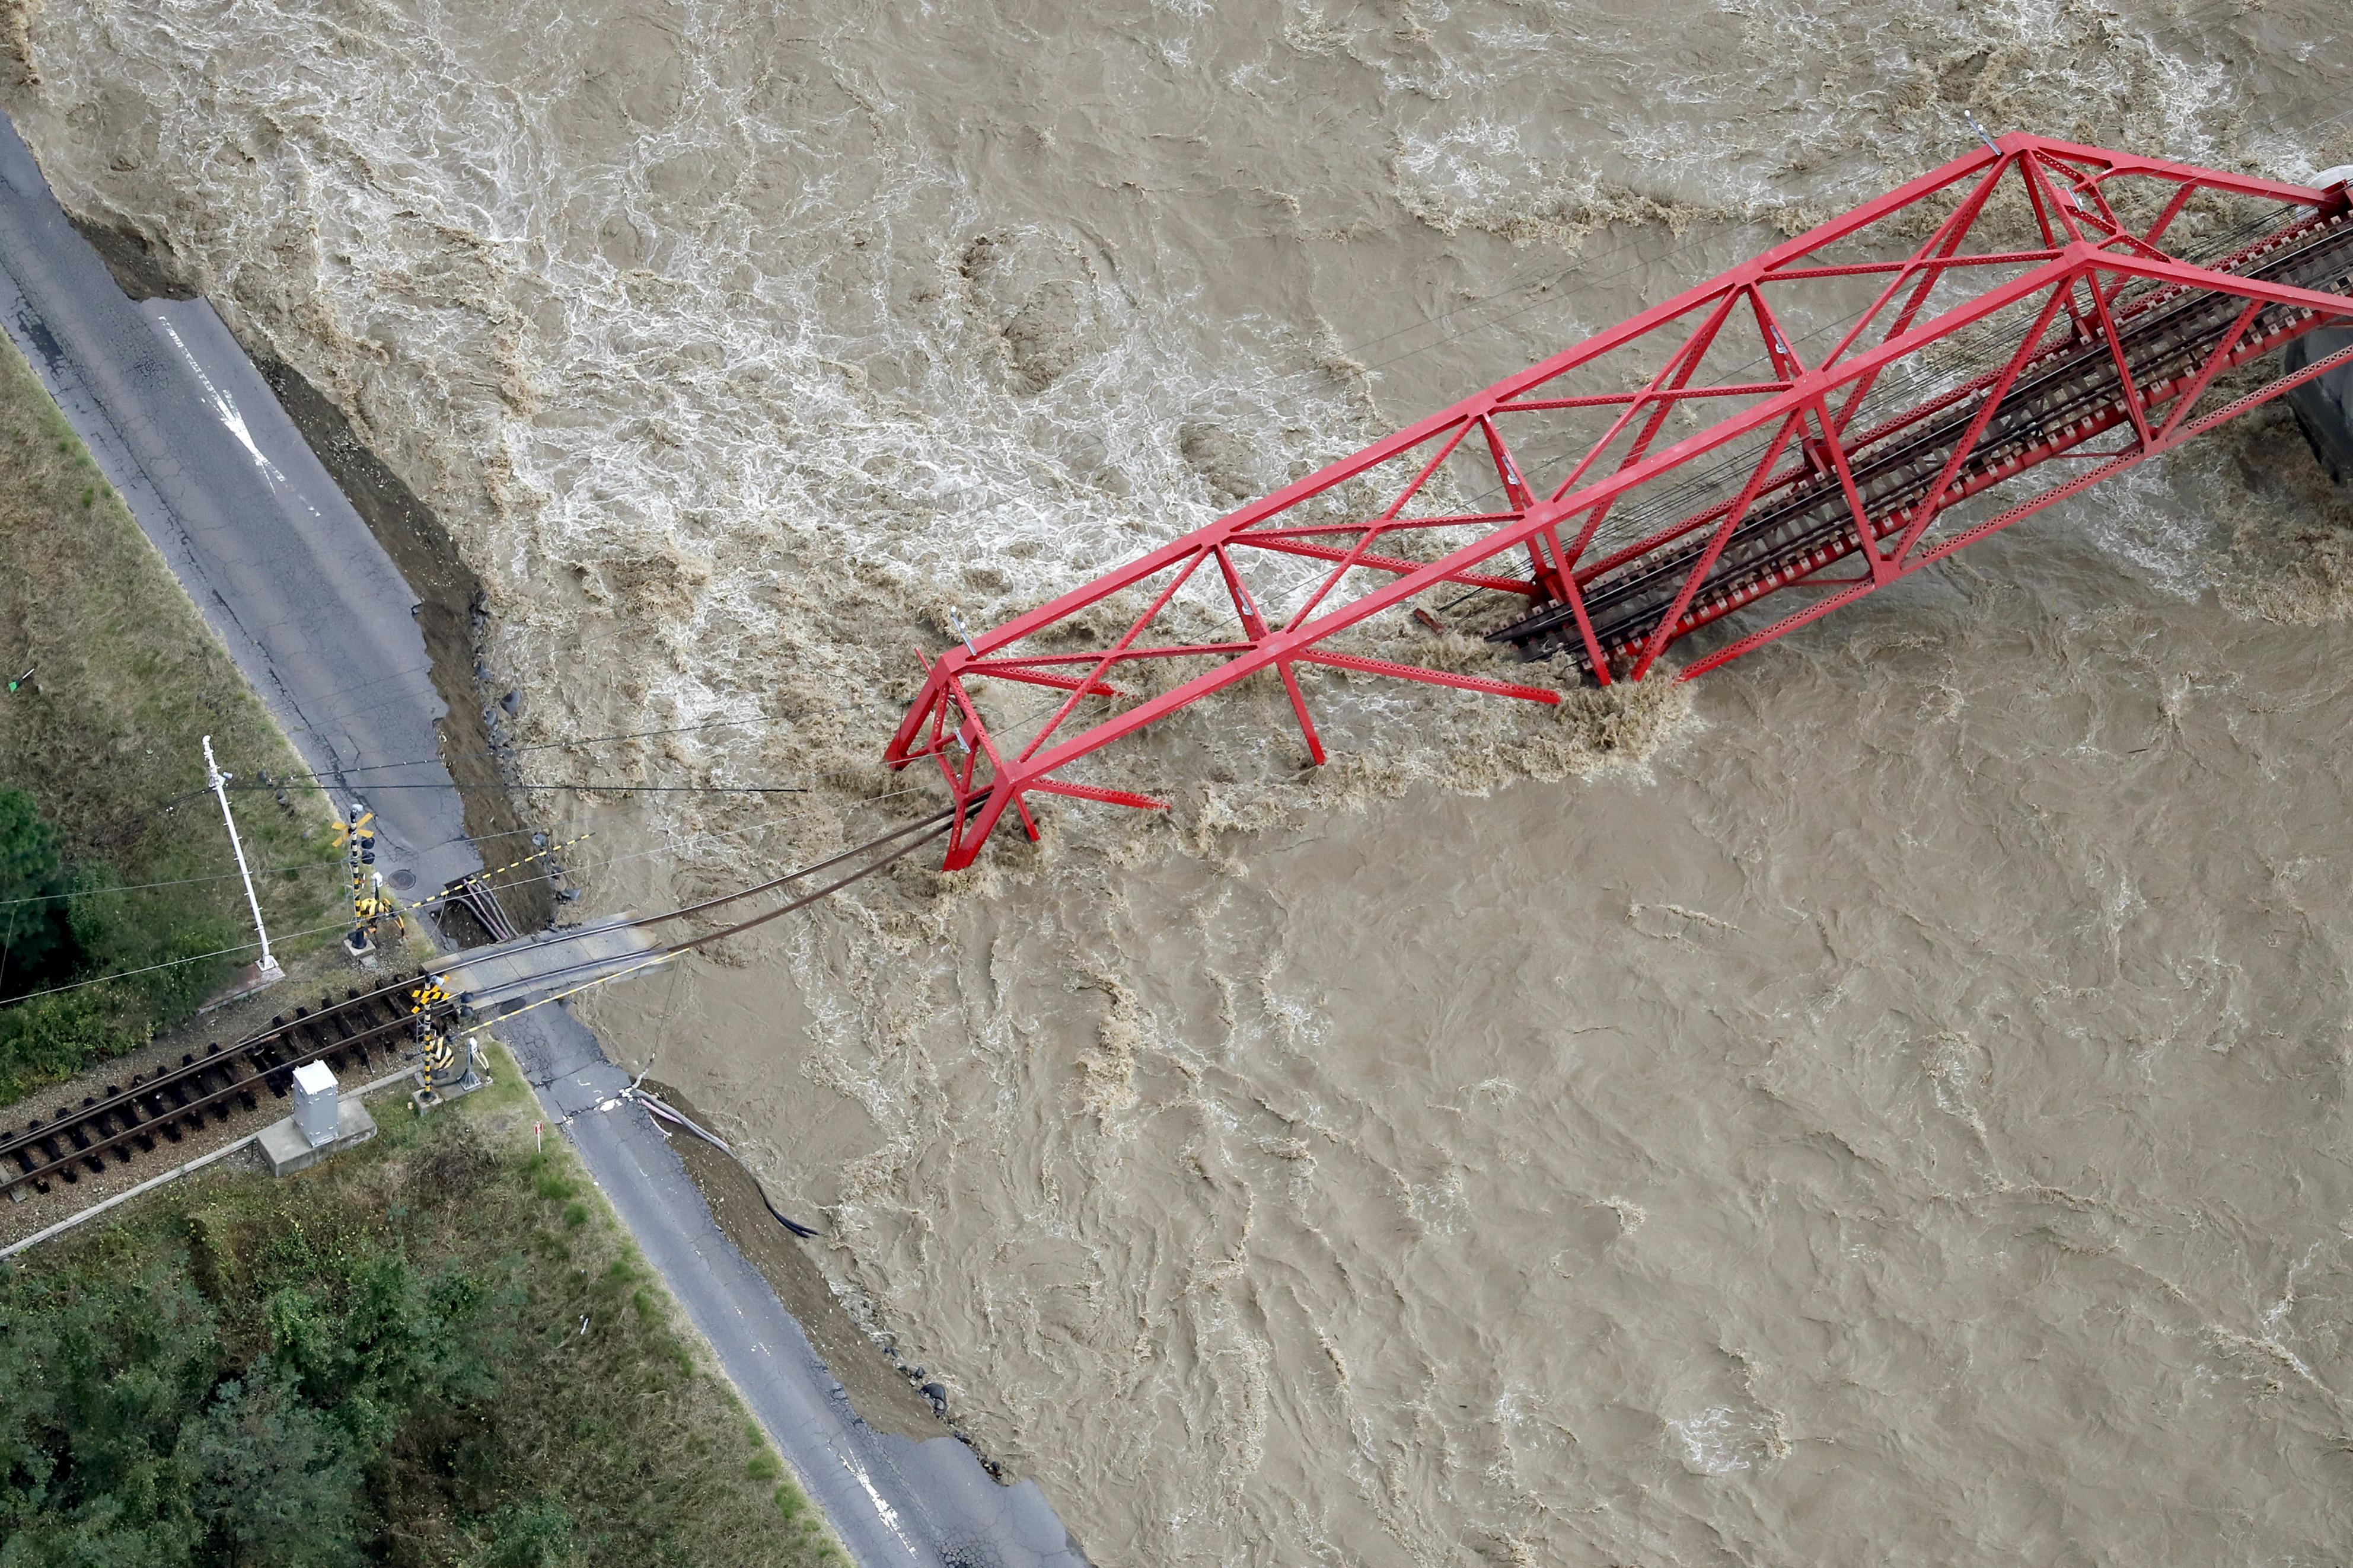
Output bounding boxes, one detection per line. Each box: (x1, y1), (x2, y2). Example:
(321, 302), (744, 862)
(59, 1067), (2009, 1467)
(410, 978), (461, 1091)
(334, 802), (381, 960)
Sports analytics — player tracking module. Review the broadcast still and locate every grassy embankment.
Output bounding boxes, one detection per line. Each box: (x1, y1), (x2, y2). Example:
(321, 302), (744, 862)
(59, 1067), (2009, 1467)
(0, 328), (342, 1100)
(0, 1039), (843, 1567)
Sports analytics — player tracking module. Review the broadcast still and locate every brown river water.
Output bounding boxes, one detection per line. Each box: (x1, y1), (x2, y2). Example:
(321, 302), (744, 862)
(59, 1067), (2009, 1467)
(11, 1), (2353, 1560)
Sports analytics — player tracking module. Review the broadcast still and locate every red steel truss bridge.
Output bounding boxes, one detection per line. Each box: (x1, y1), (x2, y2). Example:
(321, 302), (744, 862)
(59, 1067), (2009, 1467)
(887, 133), (2353, 868)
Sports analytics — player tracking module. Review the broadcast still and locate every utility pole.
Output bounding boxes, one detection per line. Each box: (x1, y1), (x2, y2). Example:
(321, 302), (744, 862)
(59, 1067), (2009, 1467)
(201, 736), (283, 988)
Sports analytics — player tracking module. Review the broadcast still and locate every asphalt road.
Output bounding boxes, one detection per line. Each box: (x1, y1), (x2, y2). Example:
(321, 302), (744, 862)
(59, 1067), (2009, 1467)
(0, 116), (475, 898)
(0, 107), (1085, 1568)
(508, 1005), (1088, 1568)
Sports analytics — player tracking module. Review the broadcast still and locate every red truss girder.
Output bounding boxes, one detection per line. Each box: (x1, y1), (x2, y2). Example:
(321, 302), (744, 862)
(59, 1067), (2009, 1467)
(888, 134), (2353, 868)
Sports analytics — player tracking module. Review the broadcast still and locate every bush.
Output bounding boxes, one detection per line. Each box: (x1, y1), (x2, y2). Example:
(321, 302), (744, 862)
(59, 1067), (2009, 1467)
(0, 1063), (834, 1567)
(0, 787), (260, 1100)
(0, 785), (81, 993)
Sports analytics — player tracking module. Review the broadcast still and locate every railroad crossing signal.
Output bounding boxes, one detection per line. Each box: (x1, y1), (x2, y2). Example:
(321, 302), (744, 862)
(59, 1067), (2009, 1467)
(411, 978), (458, 1089)
(407, 977), (483, 1110)
(407, 977), (451, 1021)
(339, 801), (385, 961)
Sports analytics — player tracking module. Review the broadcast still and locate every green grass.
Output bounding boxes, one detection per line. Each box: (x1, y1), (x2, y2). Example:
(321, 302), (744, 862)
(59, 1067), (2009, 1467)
(0, 1041), (847, 1567)
(0, 328), (342, 1100)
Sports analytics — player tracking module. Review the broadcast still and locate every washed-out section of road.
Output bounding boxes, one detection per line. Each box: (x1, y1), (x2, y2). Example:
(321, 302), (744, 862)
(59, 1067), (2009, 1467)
(510, 1006), (1088, 1568)
(0, 106), (1086, 1568)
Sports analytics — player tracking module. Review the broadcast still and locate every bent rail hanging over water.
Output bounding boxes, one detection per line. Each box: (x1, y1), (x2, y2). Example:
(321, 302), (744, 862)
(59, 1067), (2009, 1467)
(887, 134), (2353, 868)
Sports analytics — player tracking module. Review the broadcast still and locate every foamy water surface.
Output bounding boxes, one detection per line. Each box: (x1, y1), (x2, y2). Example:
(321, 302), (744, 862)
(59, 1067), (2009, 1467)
(11, 1), (2353, 1560)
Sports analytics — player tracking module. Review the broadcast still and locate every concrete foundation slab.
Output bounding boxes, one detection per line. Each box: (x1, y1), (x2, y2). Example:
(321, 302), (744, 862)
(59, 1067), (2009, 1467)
(259, 1097), (378, 1177)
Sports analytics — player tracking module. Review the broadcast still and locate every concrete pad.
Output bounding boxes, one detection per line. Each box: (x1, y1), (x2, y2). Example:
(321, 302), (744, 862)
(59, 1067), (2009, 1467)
(259, 1097), (378, 1177)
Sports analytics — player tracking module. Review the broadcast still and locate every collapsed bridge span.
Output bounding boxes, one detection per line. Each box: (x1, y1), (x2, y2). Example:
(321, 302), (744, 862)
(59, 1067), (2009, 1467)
(886, 134), (2353, 869)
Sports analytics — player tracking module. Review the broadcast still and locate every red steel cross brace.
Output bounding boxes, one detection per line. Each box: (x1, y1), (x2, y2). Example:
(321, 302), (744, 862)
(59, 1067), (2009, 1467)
(887, 135), (2353, 868)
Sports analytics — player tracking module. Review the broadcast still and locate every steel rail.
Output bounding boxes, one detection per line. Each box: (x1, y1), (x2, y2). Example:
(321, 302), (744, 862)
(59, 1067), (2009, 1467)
(881, 135), (2353, 868)
(1, 977), (438, 1199)
(465, 816), (958, 1004)
(1498, 211), (2353, 663)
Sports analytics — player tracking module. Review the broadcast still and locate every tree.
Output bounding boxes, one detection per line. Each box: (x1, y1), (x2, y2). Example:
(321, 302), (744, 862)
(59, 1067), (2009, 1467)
(0, 786), (78, 994)
(0, 1251), (215, 1566)
(177, 1359), (364, 1568)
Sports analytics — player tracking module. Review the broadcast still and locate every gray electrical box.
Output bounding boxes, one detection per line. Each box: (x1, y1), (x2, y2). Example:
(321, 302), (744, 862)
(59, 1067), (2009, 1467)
(292, 1061), (340, 1148)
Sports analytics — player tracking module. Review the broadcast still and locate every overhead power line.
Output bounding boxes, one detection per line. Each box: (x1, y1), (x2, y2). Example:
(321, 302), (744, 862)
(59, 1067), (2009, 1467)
(0, 859), (338, 911)
(229, 779), (812, 797)
(0, 777), (954, 1010)
(20, 84), (2345, 983)
(0, 916), (361, 1009)
(264, 714), (766, 787)
(487, 812), (959, 1020)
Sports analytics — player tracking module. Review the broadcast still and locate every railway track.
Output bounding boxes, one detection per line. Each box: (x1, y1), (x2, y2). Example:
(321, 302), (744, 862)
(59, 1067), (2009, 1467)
(1, 974), (444, 1203)
(1, 807), (951, 1217)
(1490, 204), (2353, 669)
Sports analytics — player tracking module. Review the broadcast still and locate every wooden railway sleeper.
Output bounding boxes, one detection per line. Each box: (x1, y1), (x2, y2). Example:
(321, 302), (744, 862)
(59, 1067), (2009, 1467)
(1, 975), (432, 1200)
(1491, 213), (2353, 665)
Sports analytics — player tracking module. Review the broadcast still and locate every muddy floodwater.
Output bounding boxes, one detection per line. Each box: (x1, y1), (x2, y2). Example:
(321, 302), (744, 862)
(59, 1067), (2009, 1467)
(12, 1), (2353, 1560)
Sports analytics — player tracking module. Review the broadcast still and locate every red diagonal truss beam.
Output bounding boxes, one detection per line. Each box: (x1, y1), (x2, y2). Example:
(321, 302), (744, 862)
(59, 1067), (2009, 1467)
(887, 135), (2353, 868)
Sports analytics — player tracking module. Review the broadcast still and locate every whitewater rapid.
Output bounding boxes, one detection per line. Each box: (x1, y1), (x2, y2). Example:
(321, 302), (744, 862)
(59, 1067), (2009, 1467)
(10, 1), (2353, 1560)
